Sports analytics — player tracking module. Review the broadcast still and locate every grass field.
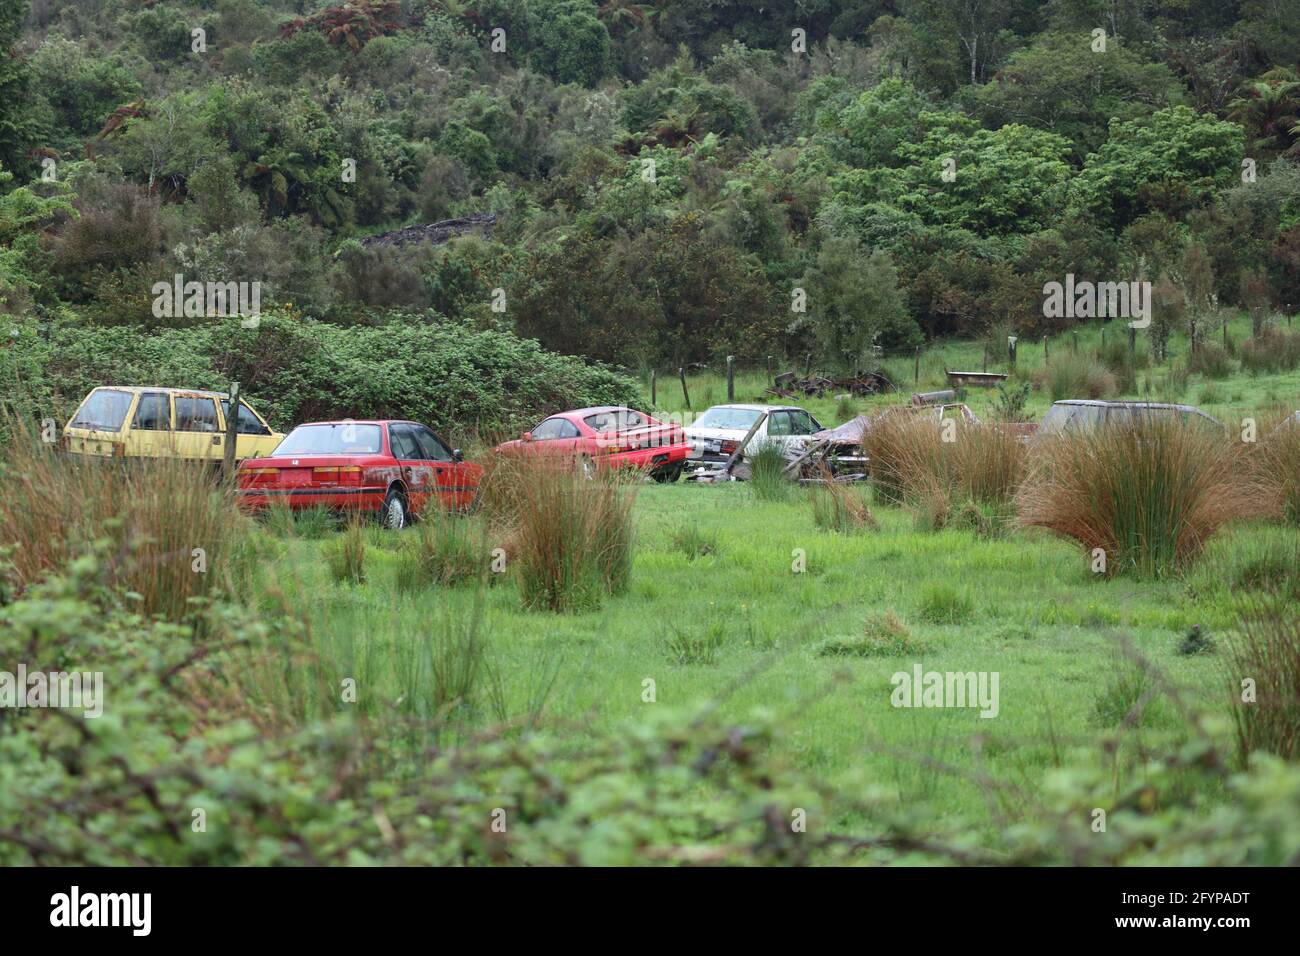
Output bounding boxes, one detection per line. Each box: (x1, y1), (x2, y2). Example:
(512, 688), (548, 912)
(640, 312), (1300, 436)
(256, 474), (1296, 839)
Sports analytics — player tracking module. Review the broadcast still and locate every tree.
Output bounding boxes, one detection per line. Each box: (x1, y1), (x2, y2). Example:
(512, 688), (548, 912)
(0, 0), (42, 176)
(529, 0), (613, 86)
(797, 238), (916, 373)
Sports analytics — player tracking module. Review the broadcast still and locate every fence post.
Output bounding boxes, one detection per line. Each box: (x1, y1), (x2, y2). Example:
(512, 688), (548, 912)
(1043, 335), (1048, 364)
(1128, 326), (1136, 364)
(804, 353), (813, 377)
(1007, 335), (1017, 372)
(726, 355), (735, 402)
(914, 346), (920, 385)
(1072, 330), (1079, 354)
(222, 381), (240, 478)
(678, 367), (690, 410)
(982, 343), (988, 373)
(650, 369), (657, 407)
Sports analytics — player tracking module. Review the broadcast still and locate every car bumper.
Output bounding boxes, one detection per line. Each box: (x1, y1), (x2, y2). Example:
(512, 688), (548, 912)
(237, 487), (387, 512)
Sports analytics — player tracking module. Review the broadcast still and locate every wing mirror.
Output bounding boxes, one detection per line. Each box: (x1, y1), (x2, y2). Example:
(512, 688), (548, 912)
(452, 448), (464, 462)
(521, 431), (533, 442)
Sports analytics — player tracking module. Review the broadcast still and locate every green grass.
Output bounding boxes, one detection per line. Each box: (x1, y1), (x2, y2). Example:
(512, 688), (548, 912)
(642, 311), (1300, 431)
(253, 477), (1295, 837)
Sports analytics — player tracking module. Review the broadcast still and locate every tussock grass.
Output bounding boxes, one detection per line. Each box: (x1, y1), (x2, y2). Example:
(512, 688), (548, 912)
(479, 449), (637, 612)
(1035, 353), (1118, 401)
(324, 519), (366, 584)
(863, 412), (1026, 526)
(1017, 420), (1273, 578)
(747, 442), (791, 501)
(809, 477), (877, 534)
(0, 420), (246, 620)
(1255, 420), (1300, 525)
(394, 508), (486, 591)
(1226, 596), (1300, 762)
(819, 610), (921, 658)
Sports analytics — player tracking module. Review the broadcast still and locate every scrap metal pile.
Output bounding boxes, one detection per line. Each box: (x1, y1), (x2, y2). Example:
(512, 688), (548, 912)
(765, 370), (893, 399)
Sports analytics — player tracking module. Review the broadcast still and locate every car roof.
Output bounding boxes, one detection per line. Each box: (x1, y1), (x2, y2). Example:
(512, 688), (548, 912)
(1051, 400), (1200, 412)
(700, 403), (805, 413)
(563, 406), (637, 417)
(92, 385), (232, 400)
(290, 420), (402, 427)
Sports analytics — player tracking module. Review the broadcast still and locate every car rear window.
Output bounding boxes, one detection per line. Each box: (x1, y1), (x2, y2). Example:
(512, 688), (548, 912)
(70, 389), (133, 431)
(272, 423), (382, 456)
(693, 407), (763, 431)
(584, 410), (646, 432)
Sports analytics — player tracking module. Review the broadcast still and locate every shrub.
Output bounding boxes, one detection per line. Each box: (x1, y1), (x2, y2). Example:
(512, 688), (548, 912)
(1092, 651), (1157, 727)
(1239, 329), (1300, 375)
(1035, 353), (1117, 401)
(1188, 341), (1233, 379)
(324, 519), (366, 584)
(1017, 420), (1273, 578)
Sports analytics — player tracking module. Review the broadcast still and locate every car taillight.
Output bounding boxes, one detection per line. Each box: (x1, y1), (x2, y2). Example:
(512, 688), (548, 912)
(241, 467), (279, 486)
(313, 466), (362, 485)
(720, 440), (739, 455)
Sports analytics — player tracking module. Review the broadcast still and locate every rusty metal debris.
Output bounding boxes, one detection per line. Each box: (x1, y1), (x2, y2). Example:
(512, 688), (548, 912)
(766, 370), (893, 399)
(358, 213), (497, 249)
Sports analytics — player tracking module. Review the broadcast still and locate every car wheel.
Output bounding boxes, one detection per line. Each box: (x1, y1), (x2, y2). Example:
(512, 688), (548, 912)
(576, 455), (596, 480)
(652, 464), (682, 483)
(381, 488), (408, 530)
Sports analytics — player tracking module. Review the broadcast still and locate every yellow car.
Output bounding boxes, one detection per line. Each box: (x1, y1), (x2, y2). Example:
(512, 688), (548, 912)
(63, 386), (284, 463)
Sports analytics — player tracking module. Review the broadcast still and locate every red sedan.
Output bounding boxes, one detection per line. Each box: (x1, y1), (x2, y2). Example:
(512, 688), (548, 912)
(237, 420), (481, 528)
(495, 406), (692, 482)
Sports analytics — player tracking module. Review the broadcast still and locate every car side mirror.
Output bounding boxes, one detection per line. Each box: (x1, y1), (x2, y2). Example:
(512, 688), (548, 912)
(452, 448), (464, 462)
(521, 432), (533, 442)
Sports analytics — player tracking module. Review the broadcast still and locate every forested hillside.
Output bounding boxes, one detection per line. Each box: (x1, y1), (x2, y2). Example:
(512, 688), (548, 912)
(1, 0), (1297, 423)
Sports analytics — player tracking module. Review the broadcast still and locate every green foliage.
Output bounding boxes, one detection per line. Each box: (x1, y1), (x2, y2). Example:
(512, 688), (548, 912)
(528, 0), (612, 86)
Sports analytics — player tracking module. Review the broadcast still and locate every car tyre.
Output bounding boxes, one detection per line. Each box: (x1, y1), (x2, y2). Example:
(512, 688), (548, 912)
(381, 488), (408, 530)
(652, 463), (682, 483)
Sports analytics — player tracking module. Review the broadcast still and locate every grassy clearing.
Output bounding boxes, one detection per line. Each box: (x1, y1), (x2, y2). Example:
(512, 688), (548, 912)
(254, 475), (1298, 834)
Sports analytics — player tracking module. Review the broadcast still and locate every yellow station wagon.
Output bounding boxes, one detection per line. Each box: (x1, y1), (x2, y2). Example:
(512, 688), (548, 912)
(63, 386), (285, 463)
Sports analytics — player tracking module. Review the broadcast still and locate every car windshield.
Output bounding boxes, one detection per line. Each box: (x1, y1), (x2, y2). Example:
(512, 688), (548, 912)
(693, 407), (764, 431)
(584, 409), (646, 432)
(70, 389), (133, 431)
(272, 423), (382, 456)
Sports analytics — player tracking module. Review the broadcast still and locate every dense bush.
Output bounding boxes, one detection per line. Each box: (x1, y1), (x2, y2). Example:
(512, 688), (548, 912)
(4, 312), (643, 435)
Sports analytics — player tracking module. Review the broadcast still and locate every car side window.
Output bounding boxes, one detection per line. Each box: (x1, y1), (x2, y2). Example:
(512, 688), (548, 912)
(175, 397), (219, 432)
(787, 410), (817, 435)
(133, 393), (170, 431)
(414, 425), (453, 462)
(389, 423), (422, 459)
(767, 412), (792, 436)
(220, 400), (272, 436)
(532, 418), (569, 440)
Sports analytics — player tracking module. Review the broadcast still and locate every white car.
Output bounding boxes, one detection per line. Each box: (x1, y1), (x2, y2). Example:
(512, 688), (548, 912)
(684, 403), (824, 469)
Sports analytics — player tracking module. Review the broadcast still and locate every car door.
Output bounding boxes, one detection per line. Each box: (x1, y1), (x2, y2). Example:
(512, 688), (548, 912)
(172, 394), (224, 462)
(530, 417), (582, 456)
(220, 398), (278, 461)
(411, 424), (469, 510)
(388, 422), (438, 514)
(125, 391), (172, 458)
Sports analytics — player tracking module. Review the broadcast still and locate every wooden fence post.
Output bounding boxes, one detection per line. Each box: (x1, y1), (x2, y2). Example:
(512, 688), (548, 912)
(1007, 336), (1017, 371)
(678, 368), (690, 410)
(222, 381), (240, 478)
(650, 369), (657, 407)
(726, 355), (735, 402)
(914, 346), (920, 385)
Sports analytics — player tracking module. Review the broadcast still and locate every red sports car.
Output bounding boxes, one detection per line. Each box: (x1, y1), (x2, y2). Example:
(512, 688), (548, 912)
(237, 420), (481, 528)
(495, 406), (692, 482)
